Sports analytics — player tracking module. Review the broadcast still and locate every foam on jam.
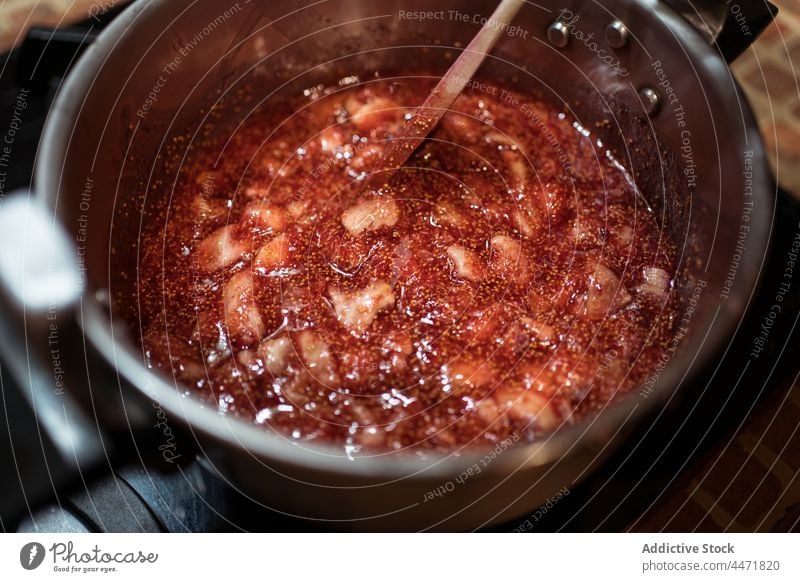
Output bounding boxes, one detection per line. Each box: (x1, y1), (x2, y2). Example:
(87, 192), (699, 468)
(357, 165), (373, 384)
(130, 75), (678, 454)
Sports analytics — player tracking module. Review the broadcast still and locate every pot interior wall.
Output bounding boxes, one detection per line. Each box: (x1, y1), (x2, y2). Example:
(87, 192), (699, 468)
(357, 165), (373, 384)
(44, 0), (768, 411)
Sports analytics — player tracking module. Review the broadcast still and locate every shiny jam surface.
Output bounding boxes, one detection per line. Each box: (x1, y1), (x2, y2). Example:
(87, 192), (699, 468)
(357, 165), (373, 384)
(131, 76), (678, 454)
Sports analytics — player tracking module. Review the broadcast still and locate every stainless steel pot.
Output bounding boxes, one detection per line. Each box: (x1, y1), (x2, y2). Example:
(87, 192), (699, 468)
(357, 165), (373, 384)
(0, 0), (776, 530)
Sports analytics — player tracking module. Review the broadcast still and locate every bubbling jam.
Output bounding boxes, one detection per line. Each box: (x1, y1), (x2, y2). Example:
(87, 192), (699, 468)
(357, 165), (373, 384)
(130, 75), (678, 454)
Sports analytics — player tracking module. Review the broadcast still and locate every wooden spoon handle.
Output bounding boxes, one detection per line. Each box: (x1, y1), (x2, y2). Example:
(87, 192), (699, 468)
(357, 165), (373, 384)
(366, 0), (526, 189)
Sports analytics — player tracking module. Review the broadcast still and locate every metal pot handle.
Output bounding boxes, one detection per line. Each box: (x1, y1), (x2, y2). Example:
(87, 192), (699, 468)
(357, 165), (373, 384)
(0, 191), (106, 524)
(663, 0), (778, 62)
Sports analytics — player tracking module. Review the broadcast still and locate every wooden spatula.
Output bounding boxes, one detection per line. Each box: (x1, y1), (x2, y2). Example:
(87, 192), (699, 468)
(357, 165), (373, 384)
(364, 0), (525, 191)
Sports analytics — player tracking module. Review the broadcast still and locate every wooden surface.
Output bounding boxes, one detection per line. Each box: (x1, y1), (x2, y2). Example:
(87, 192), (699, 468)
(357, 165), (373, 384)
(732, 0), (800, 194)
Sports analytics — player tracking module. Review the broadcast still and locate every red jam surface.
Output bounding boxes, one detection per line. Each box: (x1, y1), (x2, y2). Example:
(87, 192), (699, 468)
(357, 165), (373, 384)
(130, 76), (678, 454)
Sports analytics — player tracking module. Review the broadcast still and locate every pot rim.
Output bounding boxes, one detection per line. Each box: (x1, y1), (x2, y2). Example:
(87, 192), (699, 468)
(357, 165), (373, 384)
(35, 0), (773, 480)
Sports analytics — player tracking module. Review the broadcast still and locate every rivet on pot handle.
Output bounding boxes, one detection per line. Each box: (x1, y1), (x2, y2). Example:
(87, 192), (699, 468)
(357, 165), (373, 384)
(663, 0), (778, 63)
(0, 191), (106, 522)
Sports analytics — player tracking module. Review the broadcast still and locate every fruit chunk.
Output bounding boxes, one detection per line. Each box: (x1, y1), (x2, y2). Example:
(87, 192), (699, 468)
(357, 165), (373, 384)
(445, 357), (496, 390)
(296, 330), (340, 385)
(238, 336), (293, 377)
(341, 198), (399, 236)
(196, 225), (249, 273)
(582, 263), (631, 317)
(345, 95), (402, 132)
(446, 245), (483, 281)
(254, 233), (291, 274)
(329, 281), (395, 335)
(223, 271), (265, 344)
(490, 234), (531, 285)
(242, 202), (286, 232)
(495, 386), (561, 432)
(636, 267), (671, 300)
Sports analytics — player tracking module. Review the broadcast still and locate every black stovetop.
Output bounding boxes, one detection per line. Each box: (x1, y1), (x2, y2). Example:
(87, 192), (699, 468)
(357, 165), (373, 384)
(1, 12), (798, 533)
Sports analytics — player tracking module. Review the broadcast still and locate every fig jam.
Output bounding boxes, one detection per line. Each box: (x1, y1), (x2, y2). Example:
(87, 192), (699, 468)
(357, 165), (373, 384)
(128, 76), (678, 453)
